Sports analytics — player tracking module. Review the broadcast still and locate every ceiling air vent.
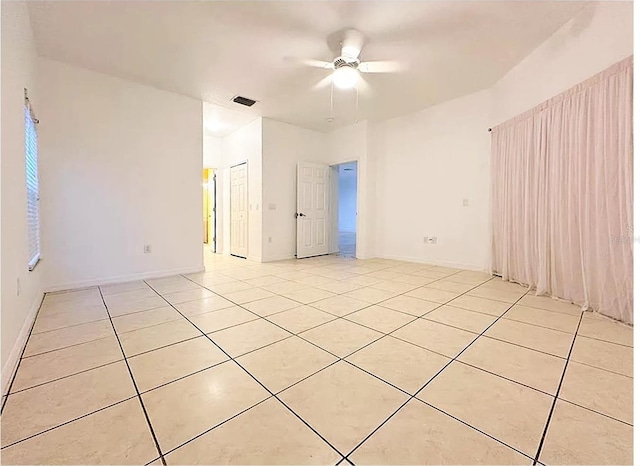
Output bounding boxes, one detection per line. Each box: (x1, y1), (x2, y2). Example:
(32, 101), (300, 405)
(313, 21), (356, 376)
(231, 95), (257, 107)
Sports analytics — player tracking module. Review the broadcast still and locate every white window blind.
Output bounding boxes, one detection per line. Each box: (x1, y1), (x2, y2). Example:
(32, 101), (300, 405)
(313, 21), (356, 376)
(25, 96), (41, 271)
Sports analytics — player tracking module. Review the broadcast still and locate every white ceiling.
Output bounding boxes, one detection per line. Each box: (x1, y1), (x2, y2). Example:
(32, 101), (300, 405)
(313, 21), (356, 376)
(203, 102), (258, 138)
(28, 1), (586, 133)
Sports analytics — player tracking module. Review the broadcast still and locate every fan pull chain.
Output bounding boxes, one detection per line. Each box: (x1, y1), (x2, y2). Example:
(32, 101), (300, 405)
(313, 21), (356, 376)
(355, 81), (359, 124)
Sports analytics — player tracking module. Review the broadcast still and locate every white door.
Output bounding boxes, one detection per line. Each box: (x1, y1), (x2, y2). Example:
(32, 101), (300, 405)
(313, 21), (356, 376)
(297, 162), (330, 259)
(230, 163), (248, 258)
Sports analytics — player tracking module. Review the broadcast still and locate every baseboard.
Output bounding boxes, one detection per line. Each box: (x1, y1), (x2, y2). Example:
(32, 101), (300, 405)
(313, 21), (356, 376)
(375, 253), (489, 272)
(44, 265), (206, 293)
(2, 291), (44, 398)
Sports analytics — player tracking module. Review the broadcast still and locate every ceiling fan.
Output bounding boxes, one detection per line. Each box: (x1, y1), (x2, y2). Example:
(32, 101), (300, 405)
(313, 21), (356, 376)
(294, 29), (403, 92)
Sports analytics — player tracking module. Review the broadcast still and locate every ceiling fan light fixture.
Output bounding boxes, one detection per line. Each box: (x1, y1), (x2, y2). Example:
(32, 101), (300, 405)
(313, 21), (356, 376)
(332, 66), (358, 90)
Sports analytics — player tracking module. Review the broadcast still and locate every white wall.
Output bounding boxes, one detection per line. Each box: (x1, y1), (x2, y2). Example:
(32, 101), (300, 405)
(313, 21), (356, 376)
(261, 118), (327, 262)
(220, 118), (374, 262)
(203, 133), (222, 168)
(220, 118), (263, 261)
(490, 1), (633, 126)
(1, 1), (45, 393)
(38, 58), (204, 290)
(371, 0), (632, 271)
(327, 121), (377, 259)
(338, 163), (357, 232)
(373, 90), (492, 270)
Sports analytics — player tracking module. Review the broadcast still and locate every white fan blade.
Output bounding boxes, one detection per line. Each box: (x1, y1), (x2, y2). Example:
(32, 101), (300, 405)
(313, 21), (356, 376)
(357, 75), (373, 97)
(359, 60), (404, 73)
(312, 74), (334, 91)
(286, 57), (333, 69)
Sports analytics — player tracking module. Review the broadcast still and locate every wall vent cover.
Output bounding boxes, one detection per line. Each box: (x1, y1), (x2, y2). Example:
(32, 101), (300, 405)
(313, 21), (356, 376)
(231, 95), (257, 107)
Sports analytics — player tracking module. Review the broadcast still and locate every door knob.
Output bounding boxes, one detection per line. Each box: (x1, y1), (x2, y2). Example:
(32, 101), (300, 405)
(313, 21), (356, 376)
(296, 212), (306, 218)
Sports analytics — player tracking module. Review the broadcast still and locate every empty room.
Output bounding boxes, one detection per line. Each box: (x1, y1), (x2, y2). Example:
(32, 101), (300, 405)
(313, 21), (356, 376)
(0, 1), (634, 465)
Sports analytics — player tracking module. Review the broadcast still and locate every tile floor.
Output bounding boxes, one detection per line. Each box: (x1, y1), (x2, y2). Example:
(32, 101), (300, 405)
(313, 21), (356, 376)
(0, 251), (633, 465)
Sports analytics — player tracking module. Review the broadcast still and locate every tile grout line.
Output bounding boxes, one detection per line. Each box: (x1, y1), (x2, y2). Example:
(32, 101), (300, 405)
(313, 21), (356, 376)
(142, 279), (350, 462)
(0, 277), (536, 458)
(20, 282), (591, 399)
(573, 334), (633, 349)
(10, 296), (351, 400)
(0, 394), (140, 450)
(531, 311), (586, 465)
(6, 359), (125, 396)
(20, 332), (123, 360)
(144, 396), (274, 464)
(469, 334), (572, 360)
(564, 358), (633, 379)
(181, 276), (395, 367)
(184, 265), (498, 360)
(342, 286), (533, 461)
(29, 316), (110, 337)
(556, 397), (633, 427)
(9, 264), (627, 459)
(340, 355), (536, 461)
(189, 268), (532, 460)
(26, 274), (581, 364)
(12, 302), (617, 403)
(8, 258), (603, 463)
(180, 268), (485, 378)
(97, 287), (167, 466)
(417, 398), (536, 460)
(332, 274), (500, 361)
(184, 266), (502, 373)
(22, 262), (477, 369)
(150, 358), (346, 463)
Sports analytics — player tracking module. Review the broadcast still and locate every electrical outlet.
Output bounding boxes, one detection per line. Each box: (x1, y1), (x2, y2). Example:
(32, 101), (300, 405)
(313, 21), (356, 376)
(143, 245), (152, 254)
(268, 237), (272, 243)
(463, 198), (469, 207)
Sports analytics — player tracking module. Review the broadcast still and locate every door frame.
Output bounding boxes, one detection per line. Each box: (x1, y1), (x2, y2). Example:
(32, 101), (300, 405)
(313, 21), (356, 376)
(329, 159), (359, 258)
(229, 161), (249, 259)
(208, 170), (217, 253)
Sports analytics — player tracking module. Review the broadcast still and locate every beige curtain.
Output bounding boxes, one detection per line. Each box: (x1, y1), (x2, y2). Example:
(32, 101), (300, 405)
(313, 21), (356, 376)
(491, 56), (633, 324)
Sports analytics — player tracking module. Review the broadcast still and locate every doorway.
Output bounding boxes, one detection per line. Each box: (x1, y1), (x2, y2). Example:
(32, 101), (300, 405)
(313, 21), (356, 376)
(230, 162), (248, 258)
(336, 161), (357, 258)
(202, 169), (216, 252)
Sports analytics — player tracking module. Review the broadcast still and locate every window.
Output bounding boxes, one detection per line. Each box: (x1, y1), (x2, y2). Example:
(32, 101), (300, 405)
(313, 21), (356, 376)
(25, 90), (41, 271)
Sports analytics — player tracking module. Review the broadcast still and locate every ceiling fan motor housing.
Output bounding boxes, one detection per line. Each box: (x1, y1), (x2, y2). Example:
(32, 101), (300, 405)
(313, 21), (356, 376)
(333, 56), (360, 70)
